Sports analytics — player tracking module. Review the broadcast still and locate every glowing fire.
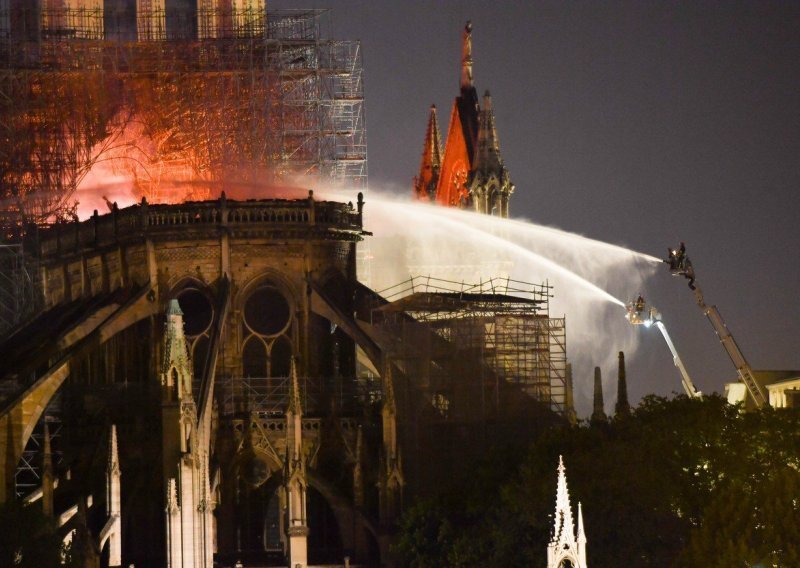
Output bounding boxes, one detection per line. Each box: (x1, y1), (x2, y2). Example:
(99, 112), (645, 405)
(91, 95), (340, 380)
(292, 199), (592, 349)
(74, 113), (312, 219)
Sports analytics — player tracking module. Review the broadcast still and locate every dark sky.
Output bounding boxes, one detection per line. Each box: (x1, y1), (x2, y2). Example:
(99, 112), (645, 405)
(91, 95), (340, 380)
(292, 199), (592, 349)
(273, 1), (800, 403)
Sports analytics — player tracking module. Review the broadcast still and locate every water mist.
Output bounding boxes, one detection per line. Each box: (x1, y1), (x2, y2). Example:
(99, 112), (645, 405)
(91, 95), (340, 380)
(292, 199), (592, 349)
(71, 173), (661, 416)
(322, 189), (661, 416)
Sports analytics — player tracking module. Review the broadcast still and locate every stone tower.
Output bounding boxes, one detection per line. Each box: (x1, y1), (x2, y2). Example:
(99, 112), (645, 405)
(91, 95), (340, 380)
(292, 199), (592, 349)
(547, 456), (587, 568)
(413, 21), (515, 217)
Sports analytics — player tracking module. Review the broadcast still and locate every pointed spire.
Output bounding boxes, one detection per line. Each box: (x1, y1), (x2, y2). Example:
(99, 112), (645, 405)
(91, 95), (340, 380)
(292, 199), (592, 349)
(414, 105), (444, 201)
(466, 89), (514, 217)
(591, 367), (607, 423)
(287, 357), (302, 416)
(551, 455), (575, 547)
(482, 91), (501, 154)
(616, 351), (630, 416)
(108, 424), (120, 476)
(461, 20), (474, 90)
(548, 456), (587, 567)
(166, 478), (179, 514)
(161, 299), (192, 401)
(107, 424), (121, 519)
(472, 90), (504, 171)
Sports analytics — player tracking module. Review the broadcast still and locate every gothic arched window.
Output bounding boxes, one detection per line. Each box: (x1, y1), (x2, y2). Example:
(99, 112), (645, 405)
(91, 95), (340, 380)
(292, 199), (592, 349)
(241, 283), (295, 379)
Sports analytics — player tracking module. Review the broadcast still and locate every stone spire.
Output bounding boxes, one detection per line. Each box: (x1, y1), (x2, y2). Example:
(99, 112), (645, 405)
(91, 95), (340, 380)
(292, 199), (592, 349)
(284, 355), (309, 567)
(466, 90), (514, 217)
(107, 424), (120, 496)
(547, 456), (588, 568)
(461, 20), (474, 90)
(413, 104), (444, 201)
(616, 351), (630, 416)
(161, 299), (193, 402)
(106, 424), (122, 567)
(473, 92), (503, 171)
(591, 367), (607, 423)
(577, 501), (587, 563)
(552, 456), (575, 546)
(287, 356), (302, 417)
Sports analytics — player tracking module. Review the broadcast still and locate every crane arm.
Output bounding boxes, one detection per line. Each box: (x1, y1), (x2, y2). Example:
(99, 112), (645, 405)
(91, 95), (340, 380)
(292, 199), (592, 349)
(653, 321), (700, 398)
(693, 287), (768, 408)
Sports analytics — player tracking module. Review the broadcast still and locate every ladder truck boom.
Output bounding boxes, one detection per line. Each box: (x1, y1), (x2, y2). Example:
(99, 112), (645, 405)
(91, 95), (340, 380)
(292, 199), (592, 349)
(653, 320), (700, 398)
(625, 299), (701, 398)
(692, 286), (768, 408)
(665, 243), (768, 408)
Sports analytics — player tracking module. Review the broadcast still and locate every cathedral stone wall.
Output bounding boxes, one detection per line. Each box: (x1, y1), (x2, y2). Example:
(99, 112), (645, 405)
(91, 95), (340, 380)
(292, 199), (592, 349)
(23, 193), (371, 566)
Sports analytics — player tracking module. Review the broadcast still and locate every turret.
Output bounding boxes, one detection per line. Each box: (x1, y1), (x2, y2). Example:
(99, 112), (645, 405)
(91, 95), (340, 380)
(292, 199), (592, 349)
(591, 367), (607, 423)
(413, 104), (444, 202)
(616, 351), (630, 416)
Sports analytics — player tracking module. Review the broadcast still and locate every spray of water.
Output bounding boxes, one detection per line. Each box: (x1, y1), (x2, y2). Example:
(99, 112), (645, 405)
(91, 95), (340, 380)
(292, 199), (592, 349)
(321, 188), (660, 414)
(70, 173), (660, 415)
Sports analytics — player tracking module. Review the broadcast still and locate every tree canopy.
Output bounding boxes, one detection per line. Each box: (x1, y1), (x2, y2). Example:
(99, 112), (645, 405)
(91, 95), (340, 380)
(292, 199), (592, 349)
(396, 395), (800, 567)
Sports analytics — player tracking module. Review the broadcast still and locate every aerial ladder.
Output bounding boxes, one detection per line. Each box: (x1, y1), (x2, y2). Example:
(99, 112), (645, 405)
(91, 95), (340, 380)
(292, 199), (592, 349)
(664, 243), (768, 408)
(626, 297), (701, 398)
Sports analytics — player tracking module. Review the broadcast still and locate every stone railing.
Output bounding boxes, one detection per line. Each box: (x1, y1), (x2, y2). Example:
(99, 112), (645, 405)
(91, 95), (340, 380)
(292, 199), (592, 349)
(36, 191), (364, 258)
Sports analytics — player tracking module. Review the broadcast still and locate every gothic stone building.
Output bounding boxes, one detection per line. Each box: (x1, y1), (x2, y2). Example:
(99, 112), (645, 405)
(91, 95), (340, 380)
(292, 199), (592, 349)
(413, 21), (515, 218)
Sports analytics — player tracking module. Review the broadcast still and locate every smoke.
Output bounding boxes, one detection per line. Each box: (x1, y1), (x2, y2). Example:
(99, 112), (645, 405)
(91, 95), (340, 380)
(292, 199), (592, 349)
(318, 186), (661, 416)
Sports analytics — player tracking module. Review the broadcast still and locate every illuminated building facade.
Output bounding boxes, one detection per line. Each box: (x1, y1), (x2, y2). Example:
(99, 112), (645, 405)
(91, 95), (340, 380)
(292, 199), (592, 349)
(413, 22), (515, 218)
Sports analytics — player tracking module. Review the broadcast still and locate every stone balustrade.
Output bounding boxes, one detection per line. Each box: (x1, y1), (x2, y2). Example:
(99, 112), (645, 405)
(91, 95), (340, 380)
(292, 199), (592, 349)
(35, 191), (364, 258)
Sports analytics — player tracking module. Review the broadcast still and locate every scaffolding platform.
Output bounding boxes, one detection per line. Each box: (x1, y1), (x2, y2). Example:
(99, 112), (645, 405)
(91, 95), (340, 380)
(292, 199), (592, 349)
(371, 276), (568, 416)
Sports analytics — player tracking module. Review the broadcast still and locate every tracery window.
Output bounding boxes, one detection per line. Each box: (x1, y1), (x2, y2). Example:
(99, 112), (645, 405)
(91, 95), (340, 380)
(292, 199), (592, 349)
(241, 284), (294, 378)
(176, 286), (214, 388)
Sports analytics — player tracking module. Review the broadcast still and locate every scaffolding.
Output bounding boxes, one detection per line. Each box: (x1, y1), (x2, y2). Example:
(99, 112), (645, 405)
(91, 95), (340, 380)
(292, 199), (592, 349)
(0, 243), (37, 337)
(372, 276), (568, 416)
(0, 3), (366, 226)
(217, 375), (375, 417)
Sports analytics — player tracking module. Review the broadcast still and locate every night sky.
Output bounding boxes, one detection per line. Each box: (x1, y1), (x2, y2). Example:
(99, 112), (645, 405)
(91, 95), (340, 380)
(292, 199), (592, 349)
(273, 1), (800, 404)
